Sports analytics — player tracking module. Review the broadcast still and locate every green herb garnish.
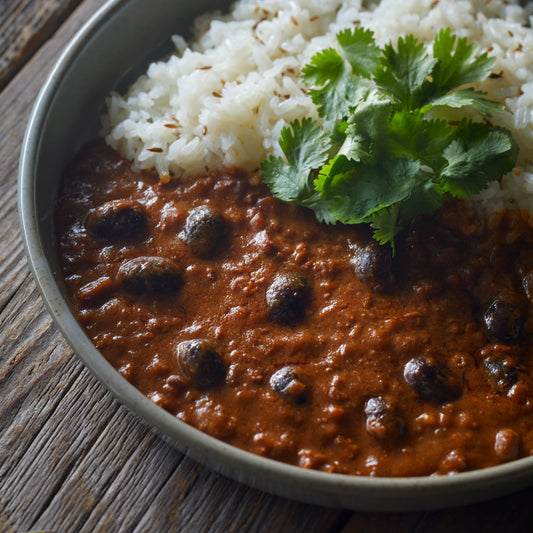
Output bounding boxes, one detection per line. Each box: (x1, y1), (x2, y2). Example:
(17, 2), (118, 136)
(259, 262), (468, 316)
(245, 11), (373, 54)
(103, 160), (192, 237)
(260, 28), (518, 249)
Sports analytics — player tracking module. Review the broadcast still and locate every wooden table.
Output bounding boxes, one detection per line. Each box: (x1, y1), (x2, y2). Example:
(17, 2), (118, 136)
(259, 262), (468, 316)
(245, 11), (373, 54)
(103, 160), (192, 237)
(2, 1), (533, 531)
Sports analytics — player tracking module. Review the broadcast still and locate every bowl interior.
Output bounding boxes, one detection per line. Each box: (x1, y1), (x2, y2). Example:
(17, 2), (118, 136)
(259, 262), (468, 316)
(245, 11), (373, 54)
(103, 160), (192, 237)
(18, 0), (533, 512)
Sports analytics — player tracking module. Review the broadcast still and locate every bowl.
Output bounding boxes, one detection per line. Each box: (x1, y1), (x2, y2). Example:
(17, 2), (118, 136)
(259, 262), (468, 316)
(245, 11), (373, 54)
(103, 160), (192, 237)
(18, 0), (533, 511)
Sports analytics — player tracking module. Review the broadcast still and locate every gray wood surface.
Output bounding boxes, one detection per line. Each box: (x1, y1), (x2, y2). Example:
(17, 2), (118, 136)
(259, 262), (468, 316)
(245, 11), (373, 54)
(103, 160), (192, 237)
(0, 0), (82, 91)
(1, 1), (533, 531)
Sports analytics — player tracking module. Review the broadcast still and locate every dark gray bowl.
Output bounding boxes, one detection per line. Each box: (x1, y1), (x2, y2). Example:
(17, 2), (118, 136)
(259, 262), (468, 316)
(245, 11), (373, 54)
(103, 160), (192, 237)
(18, 0), (533, 511)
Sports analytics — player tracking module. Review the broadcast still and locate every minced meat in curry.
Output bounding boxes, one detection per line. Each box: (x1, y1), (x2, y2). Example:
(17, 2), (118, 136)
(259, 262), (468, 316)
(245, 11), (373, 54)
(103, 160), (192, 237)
(55, 141), (533, 477)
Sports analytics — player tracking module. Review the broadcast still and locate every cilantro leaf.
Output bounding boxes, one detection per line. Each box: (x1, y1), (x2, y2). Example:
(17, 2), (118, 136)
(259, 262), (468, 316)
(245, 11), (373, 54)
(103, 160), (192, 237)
(309, 74), (371, 121)
(260, 118), (330, 202)
(440, 121), (518, 198)
(314, 154), (355, 196)
(374, 34), (438, 110)
(387, 110), (450, 168)
(301, 47), (343, 87)
(261, 28), (519, 249)
(302, 48), (371, 120)
(340, 96), (392, 162)
(422, 88), (503, 115)
(432, 28), (496, 91)
(368, 204), (401, 252)
(337, 27), (381, 78)
(399, 180), (445, 220)
(317, 156), (423, 224)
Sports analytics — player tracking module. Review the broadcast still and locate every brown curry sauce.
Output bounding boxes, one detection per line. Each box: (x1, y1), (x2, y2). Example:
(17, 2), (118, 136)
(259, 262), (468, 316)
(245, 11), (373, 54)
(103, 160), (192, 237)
(55, 141), (533, 477)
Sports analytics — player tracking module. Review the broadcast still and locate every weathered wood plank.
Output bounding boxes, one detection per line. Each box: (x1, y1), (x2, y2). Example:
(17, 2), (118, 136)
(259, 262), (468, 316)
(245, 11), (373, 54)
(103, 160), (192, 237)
(1, 0), (533, 531)
(0, 0), (84, 91)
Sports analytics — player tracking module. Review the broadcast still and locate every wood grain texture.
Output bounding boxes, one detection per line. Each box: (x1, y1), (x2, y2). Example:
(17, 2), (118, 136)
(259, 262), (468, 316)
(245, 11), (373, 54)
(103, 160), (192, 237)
(1, 0), (533, 531)
(0, 0), (84, 91)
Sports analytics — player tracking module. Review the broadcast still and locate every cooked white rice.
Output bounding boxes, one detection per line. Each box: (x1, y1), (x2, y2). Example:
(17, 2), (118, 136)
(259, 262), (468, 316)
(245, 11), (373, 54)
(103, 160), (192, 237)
(102, 0), (533, 214)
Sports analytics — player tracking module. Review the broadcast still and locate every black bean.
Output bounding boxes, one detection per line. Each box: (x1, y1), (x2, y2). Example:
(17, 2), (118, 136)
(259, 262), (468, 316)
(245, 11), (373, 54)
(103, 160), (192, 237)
(352, 241), (395, 292)
(176, 339), (226, 388)
(404, 356), (462, 404)
(483, 300), (523, 344)
(266, 273), (310, 324)
(86, 199), (146, 239)
(180, 205), (227, 257)
(117, 256), (182, 294)
(364, 396), (405, 441)
(270, 366), (308, 404)
(483, 355), (519, 392)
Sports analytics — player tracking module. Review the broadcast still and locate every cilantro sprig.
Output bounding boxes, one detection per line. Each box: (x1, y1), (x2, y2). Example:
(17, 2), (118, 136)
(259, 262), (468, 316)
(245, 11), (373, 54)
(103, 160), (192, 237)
(260, 28), (518, 249)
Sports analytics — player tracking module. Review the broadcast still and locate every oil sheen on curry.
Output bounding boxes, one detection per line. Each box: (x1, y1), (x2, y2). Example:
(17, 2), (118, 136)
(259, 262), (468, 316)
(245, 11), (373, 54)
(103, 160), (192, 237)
(55, 141), (533, 477)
